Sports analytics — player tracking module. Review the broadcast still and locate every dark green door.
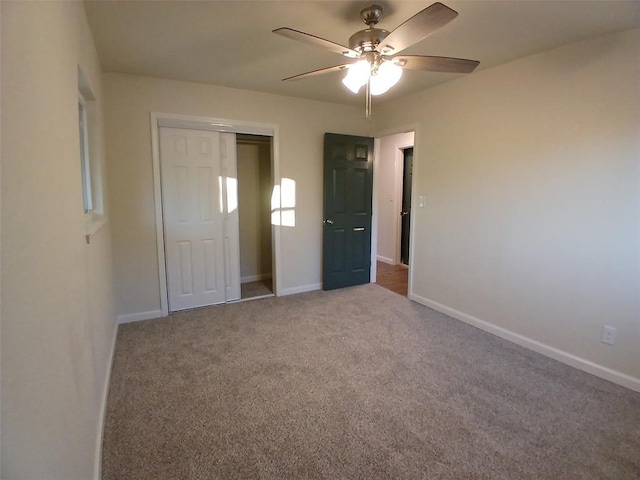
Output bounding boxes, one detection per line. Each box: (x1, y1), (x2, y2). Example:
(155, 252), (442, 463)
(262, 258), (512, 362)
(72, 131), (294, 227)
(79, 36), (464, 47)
(323, 133), (374, 290)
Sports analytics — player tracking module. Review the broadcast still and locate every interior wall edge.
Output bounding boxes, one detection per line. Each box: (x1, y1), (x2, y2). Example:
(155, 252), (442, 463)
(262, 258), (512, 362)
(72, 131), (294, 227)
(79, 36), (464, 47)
(241, 274), (272, 284)
(410, 293), (640, 393)
(374, 27), (639, 382)
(279, 283), (322, 297)
(117, 310), (163, 325)
(377, 256), (395, 265)
(93, 323), (119, 480)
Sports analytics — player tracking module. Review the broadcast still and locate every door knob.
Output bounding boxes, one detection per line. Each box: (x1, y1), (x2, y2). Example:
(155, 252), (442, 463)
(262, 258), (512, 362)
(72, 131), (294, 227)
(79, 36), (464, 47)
(323, 218), (334, 225)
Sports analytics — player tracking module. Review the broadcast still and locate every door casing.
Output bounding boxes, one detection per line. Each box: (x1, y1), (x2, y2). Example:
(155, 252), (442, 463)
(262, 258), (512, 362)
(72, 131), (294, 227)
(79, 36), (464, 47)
(151, 112), (281, 317)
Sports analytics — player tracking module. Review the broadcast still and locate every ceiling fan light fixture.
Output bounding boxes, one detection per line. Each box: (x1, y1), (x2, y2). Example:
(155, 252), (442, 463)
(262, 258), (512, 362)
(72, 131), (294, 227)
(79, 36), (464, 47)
(275, 2), (479, 116)
(342, 60), (370, 94)
(370, 60), (402, 96)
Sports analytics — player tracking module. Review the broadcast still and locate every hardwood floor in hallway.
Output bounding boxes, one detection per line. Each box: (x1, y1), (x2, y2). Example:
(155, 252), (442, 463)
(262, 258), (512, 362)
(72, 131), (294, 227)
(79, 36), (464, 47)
(375, 261), (408, 296)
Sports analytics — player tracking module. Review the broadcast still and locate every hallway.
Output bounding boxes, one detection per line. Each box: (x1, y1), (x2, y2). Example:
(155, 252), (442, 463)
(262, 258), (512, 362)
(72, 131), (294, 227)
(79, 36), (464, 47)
(375, 261), (408, 297)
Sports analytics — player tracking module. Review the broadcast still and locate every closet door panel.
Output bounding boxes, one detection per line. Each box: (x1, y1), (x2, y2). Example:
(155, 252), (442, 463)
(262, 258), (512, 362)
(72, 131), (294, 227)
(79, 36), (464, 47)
(160, 127), (226, 311)
(219, 133), (241, 301)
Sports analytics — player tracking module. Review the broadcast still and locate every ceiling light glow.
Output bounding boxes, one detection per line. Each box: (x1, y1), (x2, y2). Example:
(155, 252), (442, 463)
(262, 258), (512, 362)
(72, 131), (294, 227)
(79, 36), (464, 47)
(341, 60), (370, 94)
(370, 61), (403, 96)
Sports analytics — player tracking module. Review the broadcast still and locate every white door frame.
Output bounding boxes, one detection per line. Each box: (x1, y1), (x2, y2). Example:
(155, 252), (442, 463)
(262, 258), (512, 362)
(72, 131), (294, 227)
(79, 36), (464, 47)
(371, 123), (419, 297)
(151, 112), (281, 317)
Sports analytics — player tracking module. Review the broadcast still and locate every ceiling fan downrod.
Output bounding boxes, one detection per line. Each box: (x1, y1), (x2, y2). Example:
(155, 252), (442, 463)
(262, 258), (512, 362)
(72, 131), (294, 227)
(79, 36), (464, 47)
(349, 5), (390, 54)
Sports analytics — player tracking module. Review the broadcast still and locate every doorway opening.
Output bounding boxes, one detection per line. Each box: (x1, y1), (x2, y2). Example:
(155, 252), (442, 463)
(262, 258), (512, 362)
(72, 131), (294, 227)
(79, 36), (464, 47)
(373, 130), (414, 297)
(236, 134), (274, 300)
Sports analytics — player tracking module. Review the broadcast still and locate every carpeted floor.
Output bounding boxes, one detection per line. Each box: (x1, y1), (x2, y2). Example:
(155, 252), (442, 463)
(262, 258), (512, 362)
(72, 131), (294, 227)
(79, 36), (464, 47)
(102, 284), (640, 480)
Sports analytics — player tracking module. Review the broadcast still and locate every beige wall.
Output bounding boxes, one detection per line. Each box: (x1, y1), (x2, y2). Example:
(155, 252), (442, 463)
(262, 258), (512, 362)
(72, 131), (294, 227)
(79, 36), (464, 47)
(104, 73), (368, 317)
(237, 141), (272, 282)
(1, 2), (117, 478)
(375, 29), (640, 386)
(2, 6), (636, 479)
(376, 132), (414, 264)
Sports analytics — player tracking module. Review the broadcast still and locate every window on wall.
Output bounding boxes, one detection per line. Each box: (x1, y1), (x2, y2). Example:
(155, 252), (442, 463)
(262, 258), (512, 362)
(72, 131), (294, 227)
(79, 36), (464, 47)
(78, 96), (93, 213)
(78, 67), (106, 239)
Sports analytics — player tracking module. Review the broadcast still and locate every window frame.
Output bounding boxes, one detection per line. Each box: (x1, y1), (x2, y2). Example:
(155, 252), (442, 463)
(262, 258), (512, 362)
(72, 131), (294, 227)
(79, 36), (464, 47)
(78, 94), (94, 214)
(77, 67), (107, 242)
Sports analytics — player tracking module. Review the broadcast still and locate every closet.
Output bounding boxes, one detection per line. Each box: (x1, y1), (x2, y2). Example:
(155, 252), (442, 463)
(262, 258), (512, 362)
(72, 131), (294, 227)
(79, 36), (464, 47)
(236, 134), (273, 300)
(159, 127), (273, 312)
(159, 127), (241, 311)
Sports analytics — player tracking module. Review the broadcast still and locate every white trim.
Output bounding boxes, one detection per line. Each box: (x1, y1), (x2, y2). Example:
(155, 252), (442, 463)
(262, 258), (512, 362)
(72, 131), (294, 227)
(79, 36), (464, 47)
(270, 127), (282, 297)
(376, 255), (395, 265)
(150, 112), (282, 315)
(279, 283), (322, 296)
(85, 213), (108, 244)
(117, 310), (163, 325)
(370, 137), (381, 284)
(241, 273), (272, 284)
(229, 293), (275, 304)
(410, 293), (640, 393)
(157, 115), (274, 136)
(93, 323), (118, 480)
(150, 114), (169, 316)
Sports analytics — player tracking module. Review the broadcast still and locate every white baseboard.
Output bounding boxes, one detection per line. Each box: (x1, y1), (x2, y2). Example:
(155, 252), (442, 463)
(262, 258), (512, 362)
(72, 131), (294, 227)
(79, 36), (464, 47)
(376, 255), (395, 265)
(279, 283), (322, 296)
(241, 273), (272, 284)
(117, 309), (163, 324)
(410, 293), (640, 393)
(94, 322), (118, 480)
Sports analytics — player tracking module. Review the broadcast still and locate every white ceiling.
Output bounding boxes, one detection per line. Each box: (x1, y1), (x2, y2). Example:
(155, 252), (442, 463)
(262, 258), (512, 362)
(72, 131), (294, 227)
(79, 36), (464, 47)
(84, 0), (640, 106)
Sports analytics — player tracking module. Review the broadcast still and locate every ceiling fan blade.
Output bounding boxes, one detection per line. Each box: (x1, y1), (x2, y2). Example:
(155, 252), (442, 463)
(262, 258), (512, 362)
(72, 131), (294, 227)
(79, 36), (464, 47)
(282, 64), (349, 82)
(395, 55), (479, 74)
(380, 2), (458, 55)
(273, 27), (360, 58)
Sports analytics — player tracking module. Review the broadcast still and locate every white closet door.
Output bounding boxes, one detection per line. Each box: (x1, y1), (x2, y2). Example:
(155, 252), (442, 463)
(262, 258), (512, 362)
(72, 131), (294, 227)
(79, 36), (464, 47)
(219, 133), (241, 301)
(160, 127), (230, 311)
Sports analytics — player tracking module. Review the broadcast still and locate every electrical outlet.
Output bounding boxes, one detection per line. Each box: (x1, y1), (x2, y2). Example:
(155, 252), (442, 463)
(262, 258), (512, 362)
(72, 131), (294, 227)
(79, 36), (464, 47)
(601, 326), (616, 345)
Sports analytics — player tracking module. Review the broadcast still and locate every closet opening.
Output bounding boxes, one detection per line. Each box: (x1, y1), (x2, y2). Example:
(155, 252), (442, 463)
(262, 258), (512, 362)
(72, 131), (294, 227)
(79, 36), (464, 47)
(236, 134), (274, 300)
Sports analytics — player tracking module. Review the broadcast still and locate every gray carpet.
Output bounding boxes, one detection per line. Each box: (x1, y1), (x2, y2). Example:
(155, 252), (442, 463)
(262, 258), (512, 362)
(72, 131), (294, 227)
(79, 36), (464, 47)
(102, 284), (640, 479)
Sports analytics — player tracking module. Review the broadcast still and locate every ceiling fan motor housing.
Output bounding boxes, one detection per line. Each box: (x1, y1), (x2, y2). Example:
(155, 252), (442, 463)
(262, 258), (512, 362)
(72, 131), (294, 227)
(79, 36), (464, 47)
(349, 4), (389, 54)
(349, 28), (390, 54)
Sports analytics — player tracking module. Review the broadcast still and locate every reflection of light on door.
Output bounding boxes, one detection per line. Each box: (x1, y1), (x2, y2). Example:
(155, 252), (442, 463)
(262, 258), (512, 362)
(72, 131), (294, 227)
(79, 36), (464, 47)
(226, 177), (238, 214)
(218, 177), (224, 213)
(218, 176), (238, 214)
(271, 178), (296, 227)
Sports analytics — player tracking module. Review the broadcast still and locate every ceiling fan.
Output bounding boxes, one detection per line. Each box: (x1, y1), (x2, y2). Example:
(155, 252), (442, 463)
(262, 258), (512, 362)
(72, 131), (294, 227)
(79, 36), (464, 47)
(273, 2), (479, 118)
